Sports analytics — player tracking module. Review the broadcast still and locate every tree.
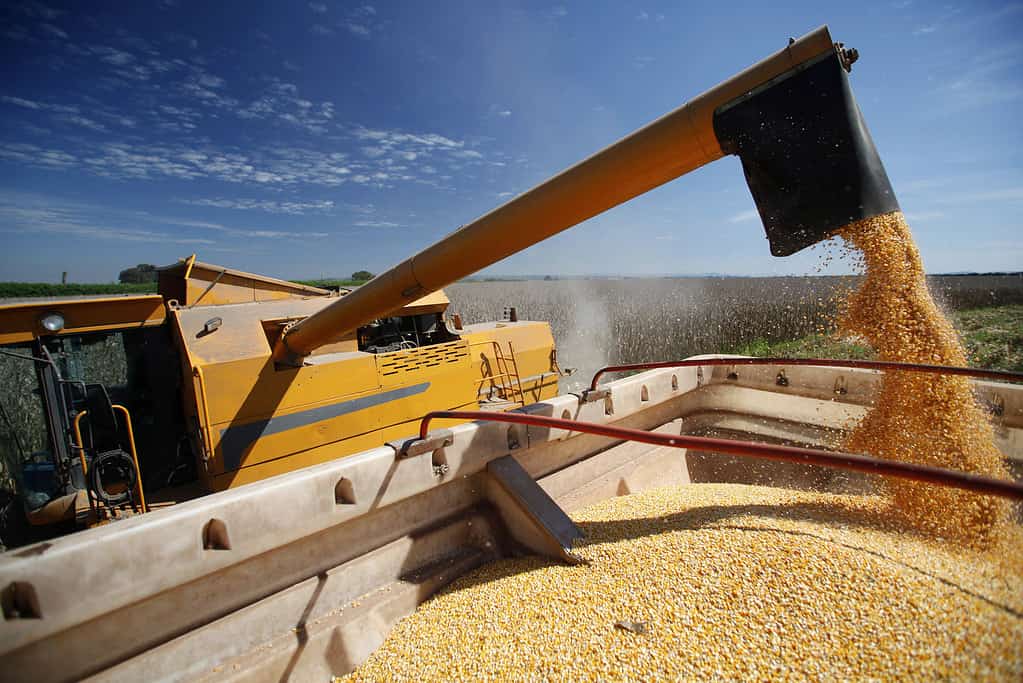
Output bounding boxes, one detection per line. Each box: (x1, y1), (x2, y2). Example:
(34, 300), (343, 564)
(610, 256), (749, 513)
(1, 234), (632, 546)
(351, 270), (374, 281)
(119, 263), (158, 284)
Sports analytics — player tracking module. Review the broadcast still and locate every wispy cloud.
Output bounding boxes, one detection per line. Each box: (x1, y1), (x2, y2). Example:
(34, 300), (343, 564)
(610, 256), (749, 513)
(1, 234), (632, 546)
(0, 95), (78, 113)
(237, 78), (334, 134)
(38, 22), (67, 39)
(902, 210), (945, 221)
(342, 5), (378, 37)
(0, 192), (329, 245)
(913, 25), (937, 35)
(177, 197), (336, 215)
(353, 220), (399, 228)
(313, 5), (381, 38)
(308, 2), (327, 13)
(0, 195), (215, 245)
(934, 187), (1023, 203)
(728, 209), (759, 223)
(0, 142), (77, 169)
(934, 44), (1023, 111)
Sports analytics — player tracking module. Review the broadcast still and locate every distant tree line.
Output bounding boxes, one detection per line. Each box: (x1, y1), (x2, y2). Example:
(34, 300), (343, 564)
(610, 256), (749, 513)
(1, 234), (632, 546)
(118, 263), (159, 284)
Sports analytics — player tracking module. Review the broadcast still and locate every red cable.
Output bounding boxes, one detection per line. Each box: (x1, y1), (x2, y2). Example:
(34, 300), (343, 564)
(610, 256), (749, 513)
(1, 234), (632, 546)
(419, 410), (1023, 501)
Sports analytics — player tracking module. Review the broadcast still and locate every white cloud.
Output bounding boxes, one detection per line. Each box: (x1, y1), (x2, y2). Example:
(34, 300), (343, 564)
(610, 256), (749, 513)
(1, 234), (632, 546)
(0, 196), (215, 245)
(91, 45), (135, 66)
(934, 187), (1023, 203)
(1, 95), (78, 113)
(197, 73), (224, 88)
(38, 22), (67, 39)
(235, 79), (335, 134)
(309, 2), (327, 12)
(0, 142), (76, 168)
(902, 211), (945, 221)
(15, 2), (62, 20)
(913, 25), (937, 35)
(636, 10), (649, 20)
(177, 197), (336, 215)
(353, 220), (399, 228)
(56, 114), (107, 132)
(342, 5), (380, 36)
(728, 209), (759, 223)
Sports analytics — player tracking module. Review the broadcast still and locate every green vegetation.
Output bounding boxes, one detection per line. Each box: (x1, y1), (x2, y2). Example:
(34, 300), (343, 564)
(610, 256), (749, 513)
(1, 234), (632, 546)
(296, 271), (374, 289)
(0, 273), (378, 299)
(0, 282), (158, 298)
(738, 305), (1023, 372)
(736, 335), (874, 360)
(118, 263), (158, 284)
(294, 277), (368, 289)
(953, 305), (1023, 372)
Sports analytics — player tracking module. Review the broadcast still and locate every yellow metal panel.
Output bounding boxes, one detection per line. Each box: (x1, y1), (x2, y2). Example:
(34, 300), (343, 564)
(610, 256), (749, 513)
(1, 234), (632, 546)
(204, 362), (475, 477)
(163, 259), (330, 306)
(375, 340), (471, 388)
(199, 353), (381, 426)
(208, 403), (477, 490)
(0, 295), (165, 345)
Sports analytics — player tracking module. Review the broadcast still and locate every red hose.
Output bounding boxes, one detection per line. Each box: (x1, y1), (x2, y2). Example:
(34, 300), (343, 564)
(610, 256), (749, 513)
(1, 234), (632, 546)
(589, 357), (1023, 392)
(419, 410), (1023, 501)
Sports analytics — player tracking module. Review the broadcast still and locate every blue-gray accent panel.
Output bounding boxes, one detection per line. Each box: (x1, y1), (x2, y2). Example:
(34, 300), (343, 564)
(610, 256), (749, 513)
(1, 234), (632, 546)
(219, 382), (431, 471)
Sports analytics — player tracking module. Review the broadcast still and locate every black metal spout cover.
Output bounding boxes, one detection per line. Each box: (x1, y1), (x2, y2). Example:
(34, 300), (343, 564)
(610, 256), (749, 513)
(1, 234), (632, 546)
(713, 51), (899, 256)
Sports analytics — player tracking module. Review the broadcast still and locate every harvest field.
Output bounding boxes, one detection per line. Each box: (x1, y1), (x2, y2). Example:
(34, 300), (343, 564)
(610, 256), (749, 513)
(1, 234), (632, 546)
(446, 274), (1023, 391)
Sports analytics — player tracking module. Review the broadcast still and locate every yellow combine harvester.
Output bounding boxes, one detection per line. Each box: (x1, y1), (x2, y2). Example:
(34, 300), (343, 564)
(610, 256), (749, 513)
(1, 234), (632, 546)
(0, 259), (559, 541)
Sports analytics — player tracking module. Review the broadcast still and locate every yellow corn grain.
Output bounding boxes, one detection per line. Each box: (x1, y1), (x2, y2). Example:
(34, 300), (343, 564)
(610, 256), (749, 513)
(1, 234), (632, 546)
(837, 211), (1011, 547)
(344, 484), (1022, 682)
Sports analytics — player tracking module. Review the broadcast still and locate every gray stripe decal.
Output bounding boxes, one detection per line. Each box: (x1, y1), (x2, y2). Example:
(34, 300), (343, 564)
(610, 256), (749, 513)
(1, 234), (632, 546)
(219, 382), (431, 471)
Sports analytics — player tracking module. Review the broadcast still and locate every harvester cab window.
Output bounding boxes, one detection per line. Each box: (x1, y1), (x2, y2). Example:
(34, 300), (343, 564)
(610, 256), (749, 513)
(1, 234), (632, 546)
(358, 312), (456, 354)
(46, 332), (130, 400)
(0, 344), (52, 509)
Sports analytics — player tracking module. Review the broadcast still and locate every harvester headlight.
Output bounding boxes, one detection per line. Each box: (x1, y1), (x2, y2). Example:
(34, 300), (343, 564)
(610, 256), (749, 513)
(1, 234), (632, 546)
(39, 312), (65, 333)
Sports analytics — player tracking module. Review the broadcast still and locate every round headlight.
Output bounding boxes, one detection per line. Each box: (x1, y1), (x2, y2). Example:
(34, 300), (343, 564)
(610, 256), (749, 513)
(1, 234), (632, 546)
(39, 312), (65, 333)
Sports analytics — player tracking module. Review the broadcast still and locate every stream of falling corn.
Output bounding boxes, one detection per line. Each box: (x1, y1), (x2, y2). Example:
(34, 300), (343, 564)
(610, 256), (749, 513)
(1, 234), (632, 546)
(344, 210), (1021, 680)
(344, 484), (1022, 681)
(836, 211), (1012, 547)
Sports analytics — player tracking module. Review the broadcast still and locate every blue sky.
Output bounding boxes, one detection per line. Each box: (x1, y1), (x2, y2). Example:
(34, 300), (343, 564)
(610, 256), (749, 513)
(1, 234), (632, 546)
(1, 0), (1021, 282)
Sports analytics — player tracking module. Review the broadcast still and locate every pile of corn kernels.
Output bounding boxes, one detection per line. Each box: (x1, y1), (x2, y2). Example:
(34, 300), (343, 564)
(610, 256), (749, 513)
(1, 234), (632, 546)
(345, 484), (1022, 681)
(838, 211), (1012, 547)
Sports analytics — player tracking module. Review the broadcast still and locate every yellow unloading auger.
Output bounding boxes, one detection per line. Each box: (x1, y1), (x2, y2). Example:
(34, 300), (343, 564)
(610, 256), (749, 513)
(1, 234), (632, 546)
(272, 25), (899, 365)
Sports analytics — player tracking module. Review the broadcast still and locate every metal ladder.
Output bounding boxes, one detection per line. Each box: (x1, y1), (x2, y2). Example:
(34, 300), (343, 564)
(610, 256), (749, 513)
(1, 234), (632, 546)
(473, 340), (526, 408)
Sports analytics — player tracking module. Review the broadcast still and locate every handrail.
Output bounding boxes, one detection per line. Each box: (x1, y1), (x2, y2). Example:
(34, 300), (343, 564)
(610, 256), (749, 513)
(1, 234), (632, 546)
(71, 410), (97, 517)
(72, 406), (148, 514)
(192, 365), (214, 464)
(418, 410), (1023, 501)
(112, 404), (148, 513)
(589, 357), (1023, 392)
